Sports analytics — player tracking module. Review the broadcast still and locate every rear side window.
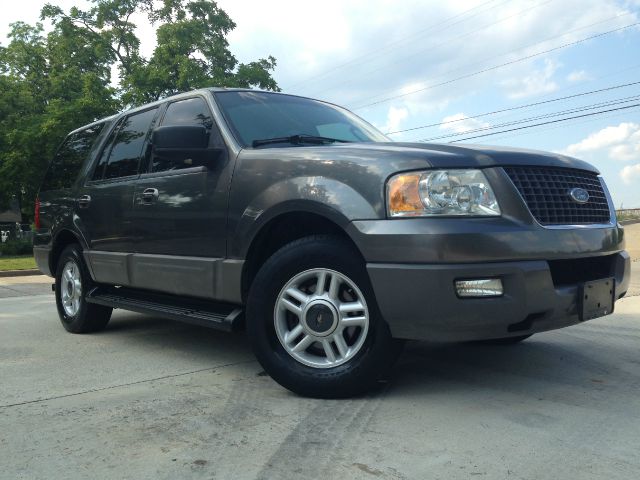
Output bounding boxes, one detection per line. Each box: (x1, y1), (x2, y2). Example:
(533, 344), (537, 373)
(99, 108), (158, 180)
(41, 124), (104, 191)
(92, 118), (123, 181)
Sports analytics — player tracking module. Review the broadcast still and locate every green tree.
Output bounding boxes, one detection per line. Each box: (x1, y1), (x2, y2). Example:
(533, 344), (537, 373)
(0, 0), (279, 217)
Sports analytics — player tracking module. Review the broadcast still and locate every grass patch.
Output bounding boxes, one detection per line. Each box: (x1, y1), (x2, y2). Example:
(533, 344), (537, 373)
(0, 255), (37, 271)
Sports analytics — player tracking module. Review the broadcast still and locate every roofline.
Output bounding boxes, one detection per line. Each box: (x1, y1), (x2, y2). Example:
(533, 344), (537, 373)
(66, 89), (216, 135)
(207, 88), (363, 116)
(66, 87), (347, 136)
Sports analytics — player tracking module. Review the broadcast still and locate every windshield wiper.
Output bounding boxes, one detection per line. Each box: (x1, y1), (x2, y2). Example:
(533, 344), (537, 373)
(252, 134), (352, 148)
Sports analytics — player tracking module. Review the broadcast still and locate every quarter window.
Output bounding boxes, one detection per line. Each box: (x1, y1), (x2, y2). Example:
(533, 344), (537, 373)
(102, 108), (158, 180)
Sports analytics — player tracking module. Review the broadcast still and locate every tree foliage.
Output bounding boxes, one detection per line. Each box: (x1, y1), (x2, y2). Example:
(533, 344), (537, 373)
(0, 0), (279, 216)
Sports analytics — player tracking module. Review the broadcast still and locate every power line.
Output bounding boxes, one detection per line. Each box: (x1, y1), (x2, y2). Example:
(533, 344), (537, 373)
(352, 12), (634, 109)
(447, 103), (640, 142)
(352, 20), (640, 110)
(386, 80), (640, 135)
(465, 105), (640, 144)
(306, 0), (554, 98)
(418, 94), (640, 141)
(285, 0), (505, 90)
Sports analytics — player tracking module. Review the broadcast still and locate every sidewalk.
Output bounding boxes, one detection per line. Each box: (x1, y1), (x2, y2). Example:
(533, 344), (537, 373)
(0, 274), (52, 298)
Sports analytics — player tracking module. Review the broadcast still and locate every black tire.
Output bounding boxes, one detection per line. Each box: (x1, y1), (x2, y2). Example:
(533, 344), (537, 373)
(476, 334), (532, 345)
(55, 244), (112, 333)
(246, 235), (398, 398)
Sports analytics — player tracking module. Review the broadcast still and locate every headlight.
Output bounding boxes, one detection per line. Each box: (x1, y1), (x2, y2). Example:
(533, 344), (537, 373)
(387, 169), (501, 217)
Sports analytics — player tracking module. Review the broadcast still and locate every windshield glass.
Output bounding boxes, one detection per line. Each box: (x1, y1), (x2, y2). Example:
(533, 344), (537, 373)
(214, 91), (388, 147)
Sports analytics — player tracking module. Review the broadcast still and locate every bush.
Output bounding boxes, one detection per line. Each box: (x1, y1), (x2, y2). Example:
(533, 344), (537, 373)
(0, 240), (33, 256)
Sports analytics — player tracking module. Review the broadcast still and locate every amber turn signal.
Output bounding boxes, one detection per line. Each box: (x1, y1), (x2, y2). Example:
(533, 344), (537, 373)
(387, 173), (423, 216)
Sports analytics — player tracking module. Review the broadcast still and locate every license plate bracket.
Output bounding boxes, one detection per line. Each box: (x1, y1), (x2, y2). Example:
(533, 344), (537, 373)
(579, 278), (615, 321)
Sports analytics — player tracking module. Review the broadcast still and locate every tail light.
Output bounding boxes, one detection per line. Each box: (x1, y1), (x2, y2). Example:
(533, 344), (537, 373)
(34, 197), (40, 230)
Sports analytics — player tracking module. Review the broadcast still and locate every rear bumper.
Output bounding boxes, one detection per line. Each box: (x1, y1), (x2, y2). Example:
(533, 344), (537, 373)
(33, 246), (53, 277)
(367, 251), (630, 341)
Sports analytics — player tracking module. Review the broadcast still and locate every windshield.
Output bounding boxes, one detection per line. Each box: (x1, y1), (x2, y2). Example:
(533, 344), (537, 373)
(214, 91), (389, 147)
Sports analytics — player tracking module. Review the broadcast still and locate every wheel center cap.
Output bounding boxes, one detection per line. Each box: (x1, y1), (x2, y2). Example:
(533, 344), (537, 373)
(304, 302), (337, 336)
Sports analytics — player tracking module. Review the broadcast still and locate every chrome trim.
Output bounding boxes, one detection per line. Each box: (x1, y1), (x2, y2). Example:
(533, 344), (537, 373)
(568, 187), (590, 204)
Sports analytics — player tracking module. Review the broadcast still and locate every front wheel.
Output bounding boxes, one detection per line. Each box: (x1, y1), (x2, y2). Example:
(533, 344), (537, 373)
(246, 235), (398, 398)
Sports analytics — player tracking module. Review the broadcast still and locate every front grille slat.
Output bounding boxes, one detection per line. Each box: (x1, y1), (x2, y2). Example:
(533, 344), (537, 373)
(503, 166), (611, 225)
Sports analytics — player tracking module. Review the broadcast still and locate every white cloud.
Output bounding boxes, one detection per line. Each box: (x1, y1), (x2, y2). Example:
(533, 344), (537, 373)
(4, 0), (637, 115)
(380, 106), (409, 133)
(560, 123), (640, 192)
(567, 70), (589, 82)
(610, 135), (640, 161)
(439, 113), (490, 134)
(502, 59), (560, 99)
(621, 164), (640, 184)
(214, 0), (638, 113)
(564, 123), (640, 160)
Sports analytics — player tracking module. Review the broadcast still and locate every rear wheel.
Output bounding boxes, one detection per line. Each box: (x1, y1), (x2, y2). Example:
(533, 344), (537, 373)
(55, 244), (112, 333)
(246, 235), (398, 398)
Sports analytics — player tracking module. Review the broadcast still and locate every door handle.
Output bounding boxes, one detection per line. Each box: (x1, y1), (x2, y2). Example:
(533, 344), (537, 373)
(77, 195), (91, 208)
(142, 188), (159, 204)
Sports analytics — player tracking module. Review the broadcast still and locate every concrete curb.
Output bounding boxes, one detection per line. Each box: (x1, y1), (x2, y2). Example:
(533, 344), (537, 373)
(0, 269), (42, 278)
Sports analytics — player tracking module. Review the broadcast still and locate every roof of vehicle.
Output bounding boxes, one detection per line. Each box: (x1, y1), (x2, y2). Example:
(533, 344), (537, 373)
(67, 87), (331, 137)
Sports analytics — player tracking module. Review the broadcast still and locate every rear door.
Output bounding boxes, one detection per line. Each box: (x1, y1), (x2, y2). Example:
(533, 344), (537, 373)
(77, 106), (159, 284)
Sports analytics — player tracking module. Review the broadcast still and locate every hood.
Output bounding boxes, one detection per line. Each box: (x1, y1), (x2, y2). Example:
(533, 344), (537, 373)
(327, 142), (600, 174)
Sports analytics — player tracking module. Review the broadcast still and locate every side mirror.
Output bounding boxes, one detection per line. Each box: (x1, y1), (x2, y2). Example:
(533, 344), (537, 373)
(151, 125), (209, 150)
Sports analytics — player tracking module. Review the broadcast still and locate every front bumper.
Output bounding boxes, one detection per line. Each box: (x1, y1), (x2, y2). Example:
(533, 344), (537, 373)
(367, 251), (630, 341)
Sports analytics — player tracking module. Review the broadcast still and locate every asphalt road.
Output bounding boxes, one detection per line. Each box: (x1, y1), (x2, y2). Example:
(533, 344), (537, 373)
(1, 267), (639, 480)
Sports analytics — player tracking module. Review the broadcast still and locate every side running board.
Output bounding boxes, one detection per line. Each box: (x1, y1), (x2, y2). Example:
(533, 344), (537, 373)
(86, 286), (243, 332)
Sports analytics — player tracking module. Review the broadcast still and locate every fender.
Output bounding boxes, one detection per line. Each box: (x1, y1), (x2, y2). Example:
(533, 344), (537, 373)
(228, 176), (379, 259)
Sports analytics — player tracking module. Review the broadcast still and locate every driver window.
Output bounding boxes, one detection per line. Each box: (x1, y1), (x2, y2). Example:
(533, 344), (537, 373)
(151, 97), (214, 173)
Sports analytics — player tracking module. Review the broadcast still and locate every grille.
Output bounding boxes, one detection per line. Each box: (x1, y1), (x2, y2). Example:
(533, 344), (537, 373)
(503, 166), (611, 225)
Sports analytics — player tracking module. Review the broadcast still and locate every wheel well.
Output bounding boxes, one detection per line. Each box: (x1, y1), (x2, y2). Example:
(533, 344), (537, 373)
(50, 230), (82, 274)
(241, 212), (361, 301)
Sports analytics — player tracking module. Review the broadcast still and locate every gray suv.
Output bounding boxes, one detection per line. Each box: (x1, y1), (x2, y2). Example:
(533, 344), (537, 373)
(34, 89), (631, 397)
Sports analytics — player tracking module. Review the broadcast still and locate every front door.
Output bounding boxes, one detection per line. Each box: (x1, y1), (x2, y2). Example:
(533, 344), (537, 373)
(129, 96), (233, 298)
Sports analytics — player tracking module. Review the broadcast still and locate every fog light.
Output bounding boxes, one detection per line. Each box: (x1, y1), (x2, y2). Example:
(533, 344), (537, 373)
(455, 278), (503, 298)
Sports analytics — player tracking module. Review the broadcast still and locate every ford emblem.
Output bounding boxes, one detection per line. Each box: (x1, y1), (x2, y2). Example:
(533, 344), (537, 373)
(569, 187), (590, 204)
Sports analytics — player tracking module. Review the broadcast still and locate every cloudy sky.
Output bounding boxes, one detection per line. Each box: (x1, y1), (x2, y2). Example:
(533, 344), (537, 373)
(2, 0), (640, 207)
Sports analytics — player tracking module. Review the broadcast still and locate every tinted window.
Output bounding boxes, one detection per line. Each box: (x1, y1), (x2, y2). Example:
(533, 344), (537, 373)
(214, 91), (388, 147)
(162, 97), (212, 128)
(103, 108), (158, 180)
(150, 98), (213, 173)
(41, 124), (105, 191)
(92, 119), (123, 180)
(316, 123), (365, 141)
